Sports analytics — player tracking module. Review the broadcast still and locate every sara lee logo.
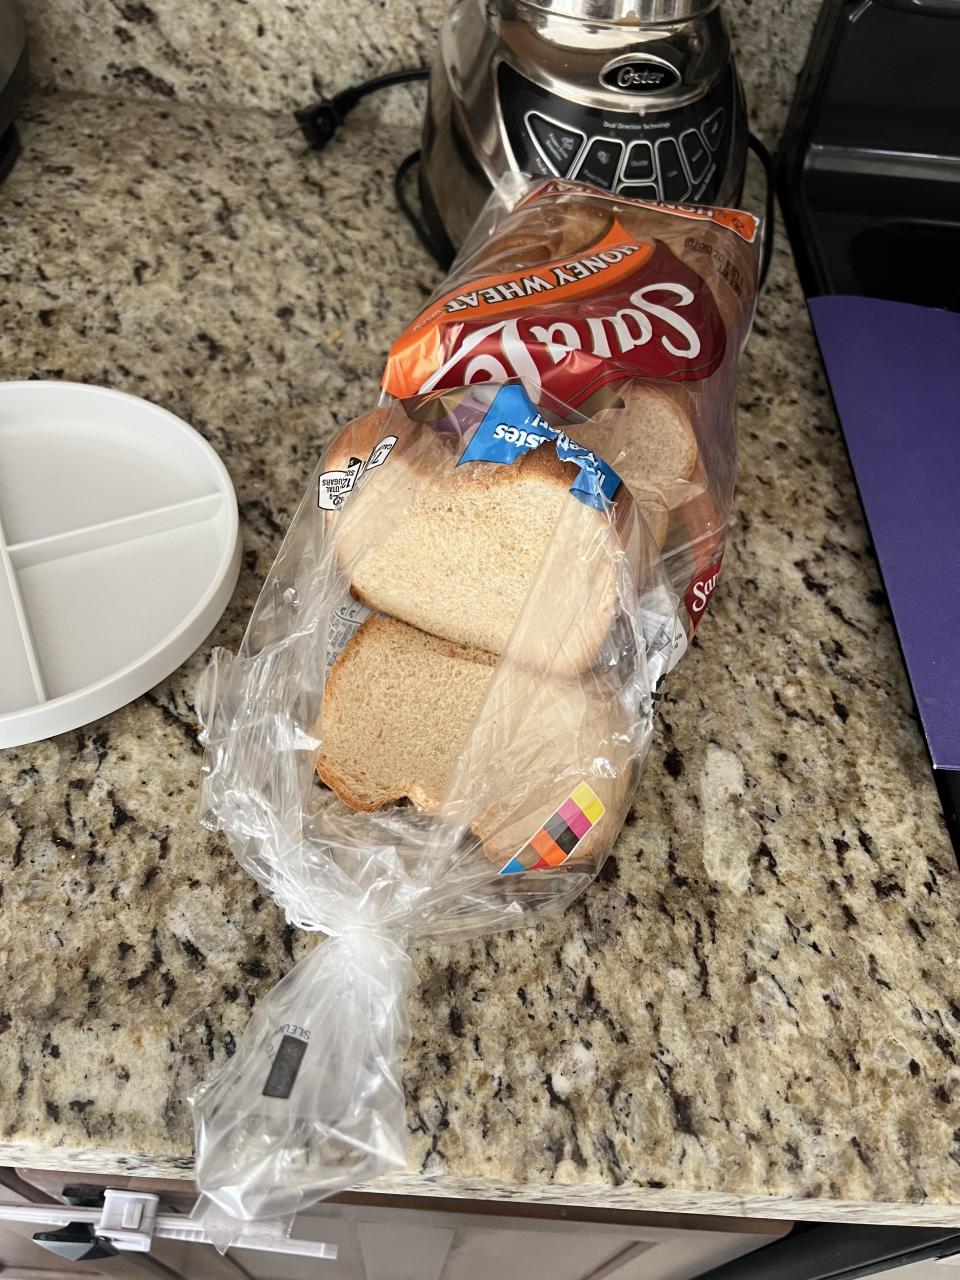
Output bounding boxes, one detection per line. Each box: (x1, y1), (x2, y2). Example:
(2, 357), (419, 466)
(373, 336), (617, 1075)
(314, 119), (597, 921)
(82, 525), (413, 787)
(384, 238), (727, 407)
(684, 558), (723, 629)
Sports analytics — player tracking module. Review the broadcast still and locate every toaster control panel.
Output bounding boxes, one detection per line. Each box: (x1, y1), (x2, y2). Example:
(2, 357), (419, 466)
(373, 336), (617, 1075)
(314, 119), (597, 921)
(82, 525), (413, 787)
(497, 62), (738, 207)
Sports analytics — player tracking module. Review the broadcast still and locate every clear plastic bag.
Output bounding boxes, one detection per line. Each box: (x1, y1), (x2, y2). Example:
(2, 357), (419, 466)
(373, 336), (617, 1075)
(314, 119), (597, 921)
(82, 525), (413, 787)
(191, 178), (759, 1240)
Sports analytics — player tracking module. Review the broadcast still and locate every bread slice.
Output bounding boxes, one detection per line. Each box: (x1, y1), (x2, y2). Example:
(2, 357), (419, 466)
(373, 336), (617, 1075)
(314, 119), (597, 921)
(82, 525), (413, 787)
(326, 407), (630, 674)
(570, 385), (698, 547)
(316, 615), (634, 868)
(317, 615), (496, 811)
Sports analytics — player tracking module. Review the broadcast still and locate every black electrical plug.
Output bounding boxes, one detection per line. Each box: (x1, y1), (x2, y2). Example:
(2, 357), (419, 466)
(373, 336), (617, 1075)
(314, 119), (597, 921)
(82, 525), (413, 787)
(295, 97), (349, 151)
(294, 69), (429, 152)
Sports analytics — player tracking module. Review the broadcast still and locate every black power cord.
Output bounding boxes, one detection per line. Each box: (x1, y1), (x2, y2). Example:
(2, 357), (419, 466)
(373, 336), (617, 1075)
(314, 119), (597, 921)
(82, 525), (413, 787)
(295, 67), (441, 262)
(294, 67), (429, 151)
(395, 148), (443, 262)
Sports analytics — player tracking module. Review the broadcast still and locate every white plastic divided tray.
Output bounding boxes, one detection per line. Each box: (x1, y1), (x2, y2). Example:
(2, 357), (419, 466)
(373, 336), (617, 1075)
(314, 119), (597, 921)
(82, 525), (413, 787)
(0, 382), (241, 748)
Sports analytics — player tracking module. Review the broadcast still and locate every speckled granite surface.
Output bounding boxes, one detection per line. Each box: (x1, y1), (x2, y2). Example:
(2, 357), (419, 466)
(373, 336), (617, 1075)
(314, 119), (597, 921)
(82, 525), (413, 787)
(1, 92), (959, 1227)
(21, 0), (818, 145)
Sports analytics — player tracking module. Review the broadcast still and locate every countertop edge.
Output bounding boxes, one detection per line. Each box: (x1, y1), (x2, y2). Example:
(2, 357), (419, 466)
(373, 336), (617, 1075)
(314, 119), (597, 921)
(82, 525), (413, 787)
(4, 1142), (959, 1228)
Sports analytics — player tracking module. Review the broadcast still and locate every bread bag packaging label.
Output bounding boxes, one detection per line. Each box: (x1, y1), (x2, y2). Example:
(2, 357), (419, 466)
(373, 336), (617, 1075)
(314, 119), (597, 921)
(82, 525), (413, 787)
(460, 384), (622, 509)
(685, 557), (724, 629)
(500, 782), (606, 875)
(383, 221), (728, 406)
(318, 433), (397, 510)
(326, 593), (373, 674)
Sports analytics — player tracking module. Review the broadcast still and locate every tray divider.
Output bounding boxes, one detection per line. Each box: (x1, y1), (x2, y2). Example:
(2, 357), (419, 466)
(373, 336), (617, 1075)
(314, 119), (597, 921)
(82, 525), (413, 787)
(0, 509), (48, 703)
(7, 492), (225, 570)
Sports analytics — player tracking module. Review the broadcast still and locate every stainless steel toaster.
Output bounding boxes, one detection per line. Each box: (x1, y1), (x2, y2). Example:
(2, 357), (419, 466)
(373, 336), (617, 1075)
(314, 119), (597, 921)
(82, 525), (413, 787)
(420, 0), (748, 255)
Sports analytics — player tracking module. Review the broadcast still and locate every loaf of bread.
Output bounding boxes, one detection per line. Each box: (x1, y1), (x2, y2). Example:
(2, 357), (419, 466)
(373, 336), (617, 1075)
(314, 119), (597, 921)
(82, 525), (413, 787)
(316, 615), (633, 868)
(314, 185), (750, 847)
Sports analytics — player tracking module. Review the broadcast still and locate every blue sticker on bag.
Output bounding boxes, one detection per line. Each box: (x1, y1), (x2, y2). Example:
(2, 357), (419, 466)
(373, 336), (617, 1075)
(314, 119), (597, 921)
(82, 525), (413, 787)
(458, 385), (621, 510)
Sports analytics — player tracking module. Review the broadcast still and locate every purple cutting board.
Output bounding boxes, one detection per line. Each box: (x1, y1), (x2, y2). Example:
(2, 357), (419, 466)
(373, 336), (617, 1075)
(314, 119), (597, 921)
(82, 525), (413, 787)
(809, 295), (960, 771)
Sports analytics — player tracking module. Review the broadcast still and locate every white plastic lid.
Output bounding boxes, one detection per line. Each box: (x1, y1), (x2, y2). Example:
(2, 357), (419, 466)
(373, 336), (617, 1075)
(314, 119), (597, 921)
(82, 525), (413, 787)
(0, 382), (241, 748)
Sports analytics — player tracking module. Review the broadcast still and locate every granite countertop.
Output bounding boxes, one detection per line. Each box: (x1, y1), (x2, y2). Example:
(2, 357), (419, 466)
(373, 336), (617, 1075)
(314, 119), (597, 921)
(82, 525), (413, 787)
(1, 91), (959, 1227)
(22, 0), (820, 149)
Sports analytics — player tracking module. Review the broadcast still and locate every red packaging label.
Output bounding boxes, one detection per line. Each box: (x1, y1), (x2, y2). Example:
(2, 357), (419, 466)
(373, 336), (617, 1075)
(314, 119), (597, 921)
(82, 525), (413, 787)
(383, 221), (727, 407)
(684, 558), (723, 631)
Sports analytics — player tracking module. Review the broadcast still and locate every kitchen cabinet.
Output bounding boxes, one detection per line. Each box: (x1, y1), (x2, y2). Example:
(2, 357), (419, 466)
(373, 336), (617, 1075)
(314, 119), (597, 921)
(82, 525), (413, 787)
(228, 1204), (784, 1280)
(2, 1170), (788, 1280)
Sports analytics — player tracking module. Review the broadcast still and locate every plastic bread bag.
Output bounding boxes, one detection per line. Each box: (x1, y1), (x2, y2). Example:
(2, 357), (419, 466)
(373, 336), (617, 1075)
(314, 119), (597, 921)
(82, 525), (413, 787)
(191, 378), (674, 1242)
(190, 179), (760, 1242)
(381, 176), (760, 645)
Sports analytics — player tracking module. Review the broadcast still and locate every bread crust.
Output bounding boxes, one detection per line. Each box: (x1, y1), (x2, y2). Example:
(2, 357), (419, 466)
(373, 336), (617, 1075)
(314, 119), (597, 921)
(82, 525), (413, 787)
(315, 616), (389, 810)
(324, 405), (397, 473)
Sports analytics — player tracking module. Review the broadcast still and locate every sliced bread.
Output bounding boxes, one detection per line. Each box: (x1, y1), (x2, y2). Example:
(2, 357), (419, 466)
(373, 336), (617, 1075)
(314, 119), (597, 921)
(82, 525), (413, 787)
(327, 407), (631, 674)
(317, 614), (496, 812)
(570, 385), (698, 547)
(316, 615), (634, 868)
